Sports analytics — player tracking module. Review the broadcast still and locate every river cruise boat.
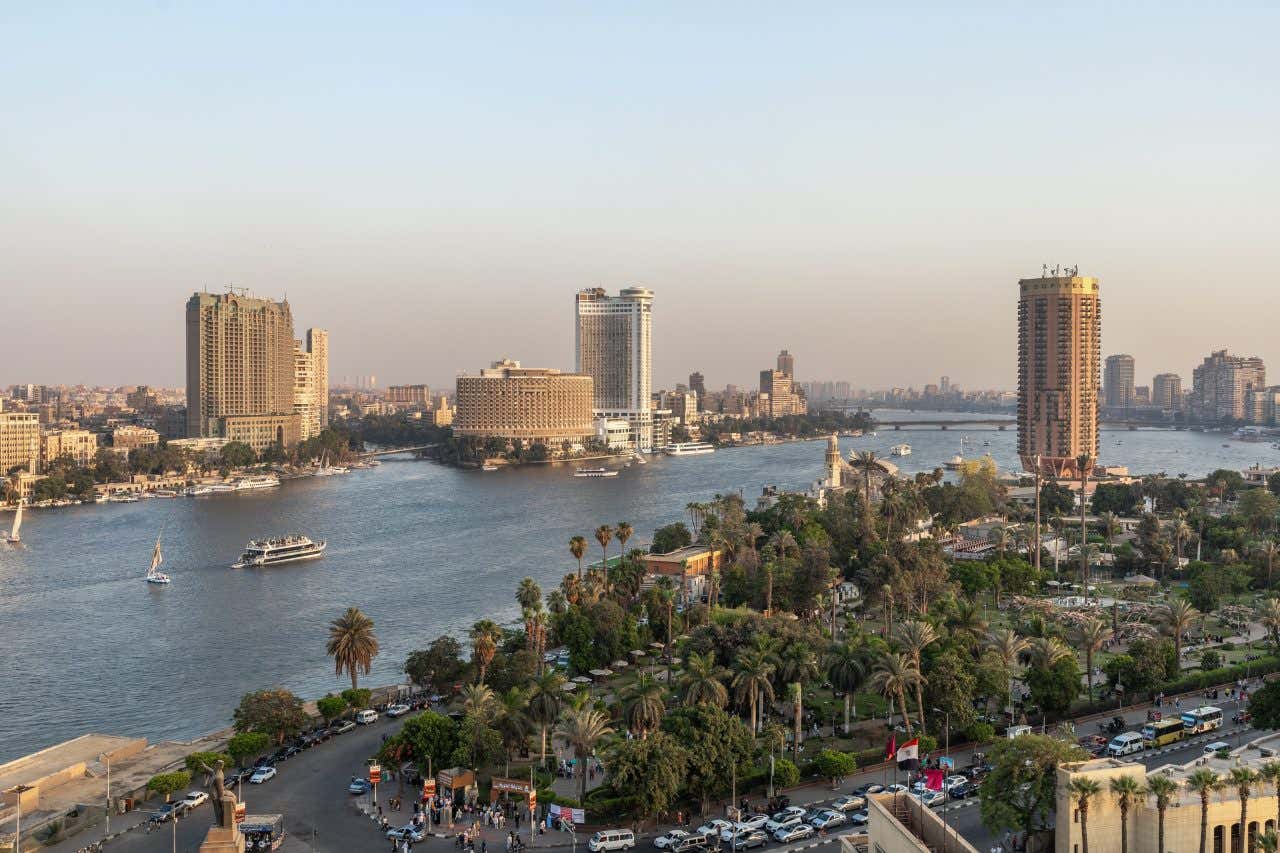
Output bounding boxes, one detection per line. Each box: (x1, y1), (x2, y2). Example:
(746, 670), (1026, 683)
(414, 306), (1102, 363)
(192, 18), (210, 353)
(232, 535), (326, 569)
(574, 467), (619, 478)
(233, 475), (281, 491)
(890, 444), (912, 457)
(664, 442), (716, 456)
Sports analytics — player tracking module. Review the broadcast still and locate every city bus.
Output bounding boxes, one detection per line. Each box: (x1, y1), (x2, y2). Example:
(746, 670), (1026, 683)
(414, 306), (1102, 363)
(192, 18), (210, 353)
(1181, 706), (1224, 734)
(1142, 717), (1185, 747)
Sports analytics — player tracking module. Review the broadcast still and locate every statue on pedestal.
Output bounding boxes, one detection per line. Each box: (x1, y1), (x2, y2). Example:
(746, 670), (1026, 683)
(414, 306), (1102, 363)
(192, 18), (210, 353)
(197, 758), (232, 827)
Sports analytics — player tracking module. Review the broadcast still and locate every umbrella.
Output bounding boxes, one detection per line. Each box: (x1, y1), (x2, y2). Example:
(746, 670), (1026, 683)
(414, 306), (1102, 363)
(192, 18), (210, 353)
(572, 676), (592, 684)
(611, 660), (629, 668)
(589, 669), (614, 678)
(649, 642), (666, 650)
(629, 650), (647, 658)
(561, 682), (579, 692)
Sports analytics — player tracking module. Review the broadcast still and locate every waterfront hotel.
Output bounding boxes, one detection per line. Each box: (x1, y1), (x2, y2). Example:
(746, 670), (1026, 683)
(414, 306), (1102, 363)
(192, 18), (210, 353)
(575, 287), (654, 451)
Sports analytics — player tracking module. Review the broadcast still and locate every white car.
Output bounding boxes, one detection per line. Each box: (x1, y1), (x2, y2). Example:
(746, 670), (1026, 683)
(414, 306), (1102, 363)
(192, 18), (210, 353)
(773, 824), (814, 844)
(943, 775), (969, 792)
(809, 809), (847, 830)
(915, 790), (946, 808)
(885, 784), (909, 794)
(249, 766), (277, 784)
(386, 704), (412, 718)
(720, 815), (769, 842)
(832, 795), (865, 812)
(696, 820), (733, 840)
(765, 807), (806, 833)
(181, 791), (209, 810)
(654, 830), (690, 850)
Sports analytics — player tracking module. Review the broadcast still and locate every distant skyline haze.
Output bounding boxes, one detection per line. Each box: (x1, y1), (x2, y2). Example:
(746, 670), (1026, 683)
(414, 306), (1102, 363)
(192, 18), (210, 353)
(2, 4), (1277, 390)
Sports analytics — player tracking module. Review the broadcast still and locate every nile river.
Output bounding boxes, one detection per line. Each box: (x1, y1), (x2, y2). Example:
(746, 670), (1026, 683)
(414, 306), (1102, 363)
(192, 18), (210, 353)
(1, 411), (1276, 761)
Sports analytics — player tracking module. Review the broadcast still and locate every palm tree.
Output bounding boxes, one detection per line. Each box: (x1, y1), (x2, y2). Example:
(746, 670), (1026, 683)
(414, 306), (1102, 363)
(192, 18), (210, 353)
(825, 642), (866, 735)
(988, 524), (1011, 557)
(1164, 600), (1201, 670)
(777, 642), (821, 688)
(1110, 775), (1143, 853)
(594, 525), (614, 582)
(1254, 541), (1280, 588)
(1077, 453), (1093, 602)
(1171, 518), (1194, 566)
(850, 451), (881, 510)
(1186, 768), (1222, 853)
(1229, 767), (1260, 853)
(569, 536), (588, 579)
(985, 628), (1029, 717)
(1261, 599), (1280, 650)
(1261, 831), (1279, 853)
(789, 682), (804, 762)
(556, 706), (613, 802)
(622, 672), (666, 738)
(493, 688), (532, 772)
(470, 620), (501, 684)
(732, 648), (776, 734)
(1027, 637), (1072, 670)
(526, 671), (565, 770)
(895, 621), (938, 732)
(680, 651), (728, 708)
(882, 584), (895, 638)
(546, 589), (568, 616)
(1259, 762), (1280, 834)
(616, 521), (633, 559)
(326, 607), (379, 691)
(517, 577), (545, 670)
(948, 599), (988, 651)
(869, 652), (921, 737)
(1146, 774), (1179, 853)
(1076, 618), (1113, 700)
(1068, 777), (1102, 853)
(763, 562), (775, 615)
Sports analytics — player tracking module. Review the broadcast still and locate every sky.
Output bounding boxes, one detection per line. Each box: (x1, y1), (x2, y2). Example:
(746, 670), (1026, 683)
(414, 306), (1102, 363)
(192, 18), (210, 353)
(2, 3), (1278, 393)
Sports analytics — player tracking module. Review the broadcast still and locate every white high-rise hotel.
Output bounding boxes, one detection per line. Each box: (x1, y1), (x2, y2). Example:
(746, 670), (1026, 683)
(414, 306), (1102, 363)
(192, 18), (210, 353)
(575, 287), (654, 451)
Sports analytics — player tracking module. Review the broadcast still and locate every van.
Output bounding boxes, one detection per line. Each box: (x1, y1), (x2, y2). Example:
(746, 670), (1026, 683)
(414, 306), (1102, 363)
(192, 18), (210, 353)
(355, 709), (379, 725)
(1204, 741), (1231, 755)
(588, 829), (635, 852)
(1107, 732), (1144, 756)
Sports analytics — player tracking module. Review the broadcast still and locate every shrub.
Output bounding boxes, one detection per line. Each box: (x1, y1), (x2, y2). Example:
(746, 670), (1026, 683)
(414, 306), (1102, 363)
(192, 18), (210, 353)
(772, 758), (800, 789)
(184, 751), (232, 776)
(814, 749), (857, 784)
(962, 723), (996, 745)
(1200, 651), (1222, 672)
(147, 771), (192, 800)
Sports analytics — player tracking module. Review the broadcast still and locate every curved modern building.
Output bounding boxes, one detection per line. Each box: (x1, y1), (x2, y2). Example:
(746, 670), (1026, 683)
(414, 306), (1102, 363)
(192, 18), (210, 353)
(454, 359), (595, 448)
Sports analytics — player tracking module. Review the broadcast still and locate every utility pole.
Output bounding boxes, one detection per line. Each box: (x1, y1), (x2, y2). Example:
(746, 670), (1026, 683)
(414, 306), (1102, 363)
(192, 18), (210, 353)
(1033, 455), (1042, 574)
(10, 785), (34, 853)
(102, 753), (112, 838)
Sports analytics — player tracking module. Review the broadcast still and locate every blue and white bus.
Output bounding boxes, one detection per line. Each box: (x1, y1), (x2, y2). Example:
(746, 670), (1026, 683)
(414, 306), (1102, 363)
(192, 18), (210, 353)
(1181, 706), (1223, 734)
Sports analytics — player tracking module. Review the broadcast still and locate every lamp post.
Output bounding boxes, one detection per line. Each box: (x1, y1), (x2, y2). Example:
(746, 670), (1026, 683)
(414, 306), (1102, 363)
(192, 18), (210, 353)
(99, 753), (111, 838)
(8, 784), (34, 853)
(932, 709), (951, 853)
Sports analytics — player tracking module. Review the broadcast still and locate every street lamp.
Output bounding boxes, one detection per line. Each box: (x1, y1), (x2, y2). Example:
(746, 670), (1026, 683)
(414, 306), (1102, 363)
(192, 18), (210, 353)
(99, 753), (111, 838)
(7, 785), (34, 853)
(931, 709), (951, 853)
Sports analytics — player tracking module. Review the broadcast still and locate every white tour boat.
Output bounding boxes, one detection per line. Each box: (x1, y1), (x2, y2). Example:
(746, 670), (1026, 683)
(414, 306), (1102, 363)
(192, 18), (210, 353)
(5, 501), (23, 544)
(890, 444), (912, 457)
(664, 442), (716, 456)
(145, 533), (171, 584)
(232, 535), (327, 569)
(574, 467), (619, 478)
(233, 475), (281, 491)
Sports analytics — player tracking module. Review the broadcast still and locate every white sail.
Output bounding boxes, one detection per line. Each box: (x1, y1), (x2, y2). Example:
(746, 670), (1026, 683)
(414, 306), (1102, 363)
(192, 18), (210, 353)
(149, 535), (163, 575)
(7, 502), (23, 540)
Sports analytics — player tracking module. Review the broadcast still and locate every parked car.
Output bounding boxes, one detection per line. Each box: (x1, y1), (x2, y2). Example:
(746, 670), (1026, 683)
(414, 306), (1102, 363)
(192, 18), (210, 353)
(885, 784), (909, 794)
(670, 836), (712, 853)
(948, 780), (976, 800)
(720, 816), (769, 841)
(349, 777), (372, 794)
(653, 830), (689, 850)
(249, 766), (277, 784)
(695, 820), (733, 839)
(180, 791), (209, 810)
(150, 802), (187, 823)
(387, 825), (426, 842)
(773, 824), (814, 844)
(282, 744), (303, 759)
(765, 808), (806, 833)
(386, 704), (412, 718)
(731, 831), (770, 850)
(356, 709), (379, 725)
(588, 829), (637, 852)
(852, 783), (884, 797)
(832, 795), (866, 812)
(809, 809), (848, 830)
(333, 720), (357, 734)
(848, 810), (870, 826)
(915, 790), (946, 808)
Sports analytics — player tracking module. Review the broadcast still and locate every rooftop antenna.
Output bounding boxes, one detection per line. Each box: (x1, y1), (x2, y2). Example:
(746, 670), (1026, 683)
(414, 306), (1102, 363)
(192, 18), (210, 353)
(1042, 264), (1048, 277)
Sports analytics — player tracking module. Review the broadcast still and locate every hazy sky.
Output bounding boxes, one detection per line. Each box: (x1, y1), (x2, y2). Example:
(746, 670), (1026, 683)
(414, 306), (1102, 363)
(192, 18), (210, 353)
(3, 3), (1278, 393)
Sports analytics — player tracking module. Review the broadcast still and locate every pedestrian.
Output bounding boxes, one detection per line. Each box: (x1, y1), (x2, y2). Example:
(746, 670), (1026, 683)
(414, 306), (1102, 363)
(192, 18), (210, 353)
(483, 840), (488, 853)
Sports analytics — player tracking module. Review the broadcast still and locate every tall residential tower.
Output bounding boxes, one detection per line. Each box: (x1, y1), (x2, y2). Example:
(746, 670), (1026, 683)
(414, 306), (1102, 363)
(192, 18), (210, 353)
(1016, 269), (1100, 476)
(575, 287), (654, 450)
(1104, 354), (1136, 409)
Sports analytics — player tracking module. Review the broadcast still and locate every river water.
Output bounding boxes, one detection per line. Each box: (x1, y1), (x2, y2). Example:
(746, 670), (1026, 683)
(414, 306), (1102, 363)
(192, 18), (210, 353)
(1, 411), (1276, 762)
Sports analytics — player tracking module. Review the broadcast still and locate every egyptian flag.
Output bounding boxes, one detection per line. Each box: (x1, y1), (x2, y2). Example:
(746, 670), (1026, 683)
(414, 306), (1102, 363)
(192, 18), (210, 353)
(886, 735), (897, 762)
(896, 738), (920, 770)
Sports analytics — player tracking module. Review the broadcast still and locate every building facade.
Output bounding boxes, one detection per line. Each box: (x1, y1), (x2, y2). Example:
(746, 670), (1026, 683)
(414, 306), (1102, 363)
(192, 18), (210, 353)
(1192, 350), (1266, 422)
(1152, 373), (1183, 412)
(454, 359), (595, 449)
(759, 369), (807, 418)
(0, 411), (41, 475)
(776, 349), (795, 378)
(186, 291), (298, 442)
(219, 413), (302, 454)
(40, 428), (97, 470)
(575, 287), (654, 450)
(1103, 353), (1135, 409)
(387, 385), (432, 407)
(292, 329), (329, 441)
(1017, 270), (1101, 476)
(112, 425), (160, 451)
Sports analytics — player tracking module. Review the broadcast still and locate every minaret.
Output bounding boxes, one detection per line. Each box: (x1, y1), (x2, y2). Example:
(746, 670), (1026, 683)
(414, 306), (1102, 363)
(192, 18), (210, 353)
(825, 433), (841, 488)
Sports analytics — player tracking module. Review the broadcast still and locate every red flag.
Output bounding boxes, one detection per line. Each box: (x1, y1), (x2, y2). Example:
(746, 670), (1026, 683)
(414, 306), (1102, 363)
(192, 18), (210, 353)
(925, 769), (945, 791)
(886, 735), (897, 761)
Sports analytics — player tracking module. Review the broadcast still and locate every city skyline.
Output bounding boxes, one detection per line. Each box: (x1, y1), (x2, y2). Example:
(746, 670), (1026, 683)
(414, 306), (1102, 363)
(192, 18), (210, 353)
(3, 6), (1278, 390)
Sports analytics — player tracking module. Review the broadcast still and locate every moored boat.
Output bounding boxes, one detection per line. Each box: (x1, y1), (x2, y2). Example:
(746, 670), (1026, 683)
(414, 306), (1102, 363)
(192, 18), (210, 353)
(663, 442), (716, 456)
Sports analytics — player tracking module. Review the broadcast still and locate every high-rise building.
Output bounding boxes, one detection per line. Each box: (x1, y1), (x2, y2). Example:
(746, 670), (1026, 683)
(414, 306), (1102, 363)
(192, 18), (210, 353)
(1152, 373), (1182, 411)
(759, 369), (807, 418)
(454, 359), (595, 448)
(0, 411), (40, 475)
(575, 287), (654, 450)
(776, 350), (795, 378)
(386, 385), (432, 407)
(185, 290), (301, 448)
(293, 329), (329, 441)
(1104, 354), (1136, 409)
(40, 428), (97, 469)
(1192, 350), (1266, 422)
(1016, 269), (1100, 476)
